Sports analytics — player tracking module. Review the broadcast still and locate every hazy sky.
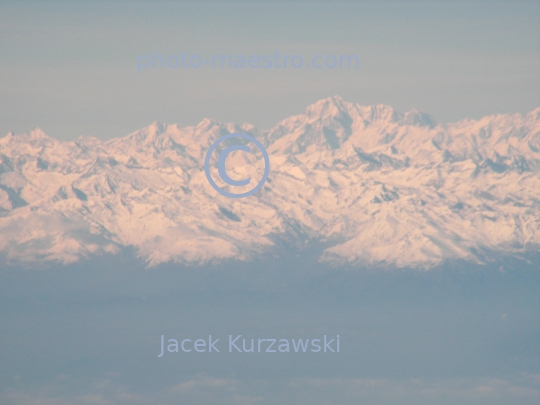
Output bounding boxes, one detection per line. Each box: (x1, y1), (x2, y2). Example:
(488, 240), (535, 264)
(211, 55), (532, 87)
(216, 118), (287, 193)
(1, 0), (539, 140)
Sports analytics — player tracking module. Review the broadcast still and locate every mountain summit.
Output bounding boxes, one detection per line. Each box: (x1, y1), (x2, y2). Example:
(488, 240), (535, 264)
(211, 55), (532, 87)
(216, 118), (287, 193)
(1, 97), (539, 268)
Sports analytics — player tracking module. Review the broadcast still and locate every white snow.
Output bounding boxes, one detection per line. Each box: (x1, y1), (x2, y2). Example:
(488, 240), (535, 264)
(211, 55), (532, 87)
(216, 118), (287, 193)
(1, 96), (539, 268)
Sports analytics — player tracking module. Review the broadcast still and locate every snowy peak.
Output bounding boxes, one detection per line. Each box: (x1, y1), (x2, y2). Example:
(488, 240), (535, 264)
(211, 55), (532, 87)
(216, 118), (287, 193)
(402, 109), (436, 128)
(1, 98), (539, 269)
(266, 98), (438, 156)
(527, 107), (540, 122)
(356, 104), (399, 124)
(266, 96), (358, 153)
(1, 128), (57, 148)
(304, 95), (350, 119)
(106, 121), (167, 149)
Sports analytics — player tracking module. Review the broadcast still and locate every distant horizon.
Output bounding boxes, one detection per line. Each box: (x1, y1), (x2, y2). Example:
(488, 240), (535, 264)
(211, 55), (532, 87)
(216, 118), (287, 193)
(3, 95), (540, 141)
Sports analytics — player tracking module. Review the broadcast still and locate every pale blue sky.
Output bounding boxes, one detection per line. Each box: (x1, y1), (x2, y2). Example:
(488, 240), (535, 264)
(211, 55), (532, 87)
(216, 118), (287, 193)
(1, 0), (539, 140)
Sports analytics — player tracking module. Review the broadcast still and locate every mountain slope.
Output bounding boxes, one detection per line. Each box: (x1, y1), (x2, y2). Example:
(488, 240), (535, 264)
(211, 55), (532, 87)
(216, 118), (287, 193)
(1, 96), (539, 268)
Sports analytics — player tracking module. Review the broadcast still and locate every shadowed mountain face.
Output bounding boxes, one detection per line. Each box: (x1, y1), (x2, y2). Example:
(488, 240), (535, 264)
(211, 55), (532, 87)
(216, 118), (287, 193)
(1, 96), (539, 268)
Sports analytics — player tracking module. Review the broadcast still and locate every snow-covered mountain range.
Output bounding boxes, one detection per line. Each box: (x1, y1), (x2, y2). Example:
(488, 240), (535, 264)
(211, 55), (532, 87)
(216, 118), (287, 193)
(1, 96), (539, 268)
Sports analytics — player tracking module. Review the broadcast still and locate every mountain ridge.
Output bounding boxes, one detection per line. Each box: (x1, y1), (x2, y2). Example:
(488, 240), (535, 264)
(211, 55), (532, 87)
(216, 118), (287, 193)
(1, 96), (539, 268)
